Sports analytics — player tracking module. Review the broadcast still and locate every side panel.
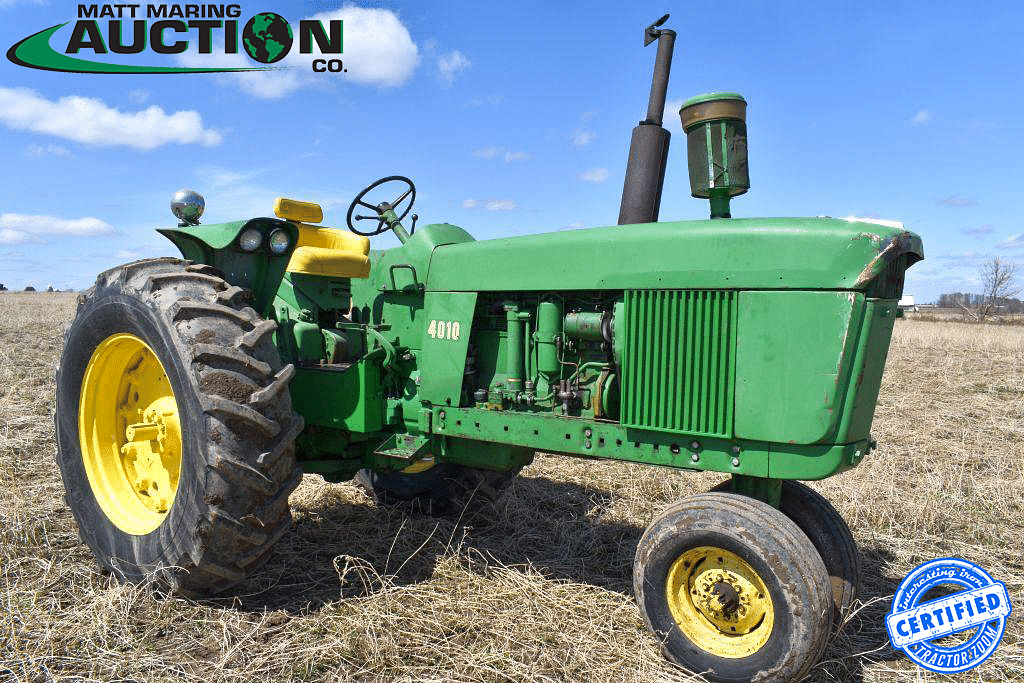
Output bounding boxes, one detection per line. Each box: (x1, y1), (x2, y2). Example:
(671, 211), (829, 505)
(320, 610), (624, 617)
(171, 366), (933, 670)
(417, 291), (478, 407)
(834, 298), (899, 443)
(734, 291), (863, 444)
(290, 362), (383, 432)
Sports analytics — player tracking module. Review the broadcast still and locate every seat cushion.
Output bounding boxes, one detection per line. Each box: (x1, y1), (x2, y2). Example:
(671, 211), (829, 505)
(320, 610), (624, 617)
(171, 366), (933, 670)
(286, 225), (371, 278)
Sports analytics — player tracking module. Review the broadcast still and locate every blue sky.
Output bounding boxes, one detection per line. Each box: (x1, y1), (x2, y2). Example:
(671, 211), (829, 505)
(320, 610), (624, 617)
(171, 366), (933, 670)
(1, 0), (1021, 301)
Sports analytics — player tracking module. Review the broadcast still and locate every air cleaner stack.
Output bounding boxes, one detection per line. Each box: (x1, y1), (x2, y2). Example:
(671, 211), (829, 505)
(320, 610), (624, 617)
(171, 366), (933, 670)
(679, 92), (749, 218)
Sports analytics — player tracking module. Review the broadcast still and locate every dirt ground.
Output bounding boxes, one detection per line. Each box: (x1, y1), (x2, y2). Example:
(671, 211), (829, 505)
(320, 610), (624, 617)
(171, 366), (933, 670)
(1, 292), (1021, 682)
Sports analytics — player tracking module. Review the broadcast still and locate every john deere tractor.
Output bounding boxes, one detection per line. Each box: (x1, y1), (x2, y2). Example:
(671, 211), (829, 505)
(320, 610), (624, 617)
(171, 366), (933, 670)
(54, 16), (921, 682)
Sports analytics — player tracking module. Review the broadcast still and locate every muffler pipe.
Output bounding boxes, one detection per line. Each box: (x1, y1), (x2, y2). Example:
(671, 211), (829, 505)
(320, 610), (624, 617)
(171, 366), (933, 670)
(617, 15), (675, 226)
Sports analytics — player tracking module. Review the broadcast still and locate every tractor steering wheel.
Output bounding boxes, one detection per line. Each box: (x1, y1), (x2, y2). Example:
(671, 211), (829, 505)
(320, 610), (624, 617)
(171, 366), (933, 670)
(346, 175), (416, 237)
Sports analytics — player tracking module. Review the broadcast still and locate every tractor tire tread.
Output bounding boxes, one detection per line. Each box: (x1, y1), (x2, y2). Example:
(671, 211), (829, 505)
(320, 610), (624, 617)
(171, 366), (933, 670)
(191, 344), (273, 378)
(635, 491), (833, 683)
(249, 364), (296, 408)
(54, 258), (302, 597)
(239, 319), (278, 352)
(710, 479), (860, 622)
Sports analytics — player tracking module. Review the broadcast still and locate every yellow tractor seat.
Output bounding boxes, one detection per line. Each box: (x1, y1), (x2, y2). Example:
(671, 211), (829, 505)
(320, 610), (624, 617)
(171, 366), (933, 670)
(272, 199), (371, 278)
(286, 224), (371, 278)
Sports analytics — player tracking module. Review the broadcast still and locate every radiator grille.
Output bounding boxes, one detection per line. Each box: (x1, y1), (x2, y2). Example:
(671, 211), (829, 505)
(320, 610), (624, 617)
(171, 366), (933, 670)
(621, 290), (736, 437)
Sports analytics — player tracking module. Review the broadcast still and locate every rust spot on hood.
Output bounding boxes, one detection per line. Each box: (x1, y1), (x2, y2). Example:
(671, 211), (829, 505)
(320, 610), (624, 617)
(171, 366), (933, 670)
(855, 231), (924, 288)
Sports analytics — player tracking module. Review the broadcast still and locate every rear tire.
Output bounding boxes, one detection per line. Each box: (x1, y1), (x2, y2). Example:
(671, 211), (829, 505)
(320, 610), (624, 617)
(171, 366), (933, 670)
(55, 258), (303, 595)
(355, 464), (520, 514)
(634, 492), (833, 682)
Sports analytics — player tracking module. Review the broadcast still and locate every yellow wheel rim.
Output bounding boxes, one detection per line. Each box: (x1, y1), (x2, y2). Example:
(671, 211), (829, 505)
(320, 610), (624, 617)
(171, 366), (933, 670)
(401, 457), (436, 474)
(666, 546), (774, 658)
(78, 333), (182, 535)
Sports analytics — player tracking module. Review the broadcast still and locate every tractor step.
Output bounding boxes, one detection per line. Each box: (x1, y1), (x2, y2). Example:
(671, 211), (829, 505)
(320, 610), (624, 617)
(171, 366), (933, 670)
(373, 433), (431, 464)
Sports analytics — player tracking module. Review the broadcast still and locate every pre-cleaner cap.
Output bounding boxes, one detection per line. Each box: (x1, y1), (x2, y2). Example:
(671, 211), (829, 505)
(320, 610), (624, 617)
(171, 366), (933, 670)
(679, 92), (749, 217)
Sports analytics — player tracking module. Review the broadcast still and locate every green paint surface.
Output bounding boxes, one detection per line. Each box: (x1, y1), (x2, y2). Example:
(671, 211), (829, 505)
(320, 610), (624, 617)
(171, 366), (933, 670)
(417, 291), (478, 407)
(425, 217), (922, 292)
(735, 291), (860, 444)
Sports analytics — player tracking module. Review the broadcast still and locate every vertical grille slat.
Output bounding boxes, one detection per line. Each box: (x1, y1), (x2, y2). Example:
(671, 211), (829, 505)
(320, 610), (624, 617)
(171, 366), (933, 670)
(621, 289), (736, 437)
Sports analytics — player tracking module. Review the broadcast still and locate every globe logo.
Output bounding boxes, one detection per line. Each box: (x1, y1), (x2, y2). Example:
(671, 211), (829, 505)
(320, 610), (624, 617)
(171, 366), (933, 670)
(242, 12), (293, 64)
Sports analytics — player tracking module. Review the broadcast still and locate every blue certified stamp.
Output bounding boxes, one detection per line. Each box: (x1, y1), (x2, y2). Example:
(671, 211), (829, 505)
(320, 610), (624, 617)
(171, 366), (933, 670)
(886, 558), (1011, 673)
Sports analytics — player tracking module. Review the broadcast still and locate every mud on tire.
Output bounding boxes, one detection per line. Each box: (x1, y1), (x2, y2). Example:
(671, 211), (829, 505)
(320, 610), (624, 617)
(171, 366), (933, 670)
(54, 258), (303, 596)
(711, 479), (861, 621)
(634, 492), (833, 683)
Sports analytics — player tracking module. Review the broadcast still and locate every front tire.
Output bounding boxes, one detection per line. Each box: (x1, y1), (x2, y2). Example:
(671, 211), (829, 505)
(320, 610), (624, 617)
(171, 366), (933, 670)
(711, 479), (860, 621)
(355, 464), (520, 514)
(634, 492), (833, 682)
(55, 259), (303, 595)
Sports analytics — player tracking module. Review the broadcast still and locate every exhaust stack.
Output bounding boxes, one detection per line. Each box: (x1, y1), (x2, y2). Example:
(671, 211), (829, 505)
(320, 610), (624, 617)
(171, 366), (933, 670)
(617, 15), (675, 226)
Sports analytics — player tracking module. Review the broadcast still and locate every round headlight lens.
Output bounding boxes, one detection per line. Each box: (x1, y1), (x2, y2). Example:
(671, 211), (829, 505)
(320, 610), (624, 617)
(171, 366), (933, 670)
(268, 229), (291, 255)
(239, 228), (262, 251)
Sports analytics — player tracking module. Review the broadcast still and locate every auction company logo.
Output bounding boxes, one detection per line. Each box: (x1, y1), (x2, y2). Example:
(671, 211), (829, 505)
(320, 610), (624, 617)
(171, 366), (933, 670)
(7, 4), (344, 74)
(886, 558), (1011, 673)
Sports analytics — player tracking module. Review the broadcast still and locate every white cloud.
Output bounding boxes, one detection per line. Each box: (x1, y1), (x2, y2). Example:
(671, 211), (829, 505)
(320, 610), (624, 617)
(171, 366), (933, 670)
(937, 195), (978, 207)
(580, 110), (598, 122)
(664, 98), (685, 131)
(192, 166), (277, 220)
(565, 221), (584, 229)
(962, 224), (994, 237)
(571, 130), (595, 147)
(127, 89), (150, 104)
(198, 166), (265, 189)
(438, 49), (470, 84)
(462, 198), (517, 211)
(27, 144), (72, 158)
(315, 7), (419, 86)
(469, 94), (503, 106)
(472, 147), (501, 159)
(0, 86), (222, 149)
(997, 234), (1024, 249)
(0, 229), (27, 244)
(579, 167), (610, 183)
(177, 7), (420, 98)
(0, 213), (113, 244)
(911, 109), (933, 124)
(472, 146), (529, 162)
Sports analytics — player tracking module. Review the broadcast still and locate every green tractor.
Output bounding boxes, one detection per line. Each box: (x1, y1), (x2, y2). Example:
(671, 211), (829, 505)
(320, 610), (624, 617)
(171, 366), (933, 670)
(54, 16), (921, 682)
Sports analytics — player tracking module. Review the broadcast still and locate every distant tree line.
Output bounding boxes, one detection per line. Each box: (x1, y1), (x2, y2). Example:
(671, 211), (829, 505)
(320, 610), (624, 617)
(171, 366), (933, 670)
(938, 292), (1023, 314)
(937, 258), (1022, 321)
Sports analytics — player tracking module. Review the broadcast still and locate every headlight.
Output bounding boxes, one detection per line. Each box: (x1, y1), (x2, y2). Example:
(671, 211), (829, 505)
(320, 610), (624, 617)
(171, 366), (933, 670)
(268, 229), (291, 254)
(239, 228), (262, 251)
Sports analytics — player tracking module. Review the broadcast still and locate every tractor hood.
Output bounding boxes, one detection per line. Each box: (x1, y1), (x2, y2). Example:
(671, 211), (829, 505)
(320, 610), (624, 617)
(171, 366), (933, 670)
(422, 217), (923, 293)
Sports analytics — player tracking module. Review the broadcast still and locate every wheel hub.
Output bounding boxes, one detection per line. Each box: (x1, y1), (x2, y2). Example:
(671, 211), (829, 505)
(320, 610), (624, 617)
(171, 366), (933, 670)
(666, 546), (775, 658)
(120, 396), (181, 513)
(689, 565), (765, 635)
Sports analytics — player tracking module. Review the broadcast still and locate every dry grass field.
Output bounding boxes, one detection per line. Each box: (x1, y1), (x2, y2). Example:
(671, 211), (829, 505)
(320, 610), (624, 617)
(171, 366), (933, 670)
(2, 292), (1022, 682)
